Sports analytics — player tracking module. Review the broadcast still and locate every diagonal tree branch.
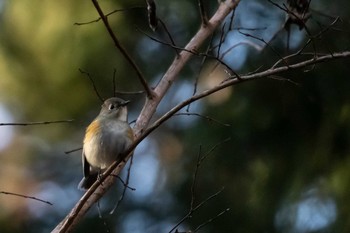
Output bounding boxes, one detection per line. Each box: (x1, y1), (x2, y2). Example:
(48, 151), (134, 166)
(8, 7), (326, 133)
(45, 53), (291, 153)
(134, 0), (241, 136)
(52, 1), (240, 232)
(52, 0), (350, 232)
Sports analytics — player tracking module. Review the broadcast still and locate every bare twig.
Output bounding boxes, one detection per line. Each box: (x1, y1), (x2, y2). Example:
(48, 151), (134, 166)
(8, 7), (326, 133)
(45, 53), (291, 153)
(53, 47), (350, 233)
(187, 34), (215, 112)
(194, 208), (230, 232)
(228, 9), (235, 30)
(136, 28), (240, 78)
(158, 19), (179, 56)
(91, 0), (154, 98)
(79, 68), (104, 102)
(64, 147), (82, 155)
(0, 191), (53, 206)
(0, 119), (74, 126)
(238, 29), (290, 67)
(169, 188), (225, 233)
(74, 6), (144, 25)
(134, 0), (241, 136)
(110, 154), (135, 214)
(174, 112), (231, 127)
(144, 51), (350, 139)
(112, 175), (136, 191)
(169, 139), (230, 232)
(52, 2), (350, 232)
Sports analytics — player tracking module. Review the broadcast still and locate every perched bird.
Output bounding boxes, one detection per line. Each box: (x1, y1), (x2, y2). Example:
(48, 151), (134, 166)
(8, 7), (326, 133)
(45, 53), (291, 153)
(78, 97), (134, 190)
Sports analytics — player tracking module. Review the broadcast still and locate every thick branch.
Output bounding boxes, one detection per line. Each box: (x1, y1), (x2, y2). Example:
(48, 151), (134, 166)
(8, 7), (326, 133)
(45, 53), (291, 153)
(52, 1), (240, 232)
(52, 2), (350, 233)
(134, 0), (240, 137)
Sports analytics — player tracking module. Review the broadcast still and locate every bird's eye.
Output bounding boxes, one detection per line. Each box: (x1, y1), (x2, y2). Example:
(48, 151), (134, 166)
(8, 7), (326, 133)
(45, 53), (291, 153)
(108, 104), (115, 110)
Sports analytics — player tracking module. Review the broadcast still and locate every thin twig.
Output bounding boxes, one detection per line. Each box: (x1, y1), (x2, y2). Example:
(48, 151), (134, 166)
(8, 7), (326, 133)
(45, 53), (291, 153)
(169, 187), (225, 233)
(111, 175), (136, 191)
(174, 112), (231, 127)
(146, 51), (350, 140)
(110, 154), (135, 214)
(0, 191), (53, 206)
(79, 68), (104, 102)
(51, 3), (350, 232)
(91, 0), (154, 98)
(169, 139), (230, 233)
(187, 34), (215, 112)
(136, 28), (241, 79)
(74, 6), (144, 25)
(271, 16), (340, 69)
(194, 208), (230, 232)
(158, 19), (179, 56)
(228, 9), (235, 30)
(0, 119), (74, 126)
(65, 147), (82, 154)
(238, 29), (290, 67)
(53, 48), (350, 233)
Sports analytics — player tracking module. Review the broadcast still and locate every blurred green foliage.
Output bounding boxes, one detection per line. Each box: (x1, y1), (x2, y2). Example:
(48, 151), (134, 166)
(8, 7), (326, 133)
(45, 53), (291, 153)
(0, 0), (350, 233)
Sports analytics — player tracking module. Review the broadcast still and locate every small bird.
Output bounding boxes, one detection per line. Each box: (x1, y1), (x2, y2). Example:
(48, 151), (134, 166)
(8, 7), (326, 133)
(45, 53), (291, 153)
(78, 97), (134, 190)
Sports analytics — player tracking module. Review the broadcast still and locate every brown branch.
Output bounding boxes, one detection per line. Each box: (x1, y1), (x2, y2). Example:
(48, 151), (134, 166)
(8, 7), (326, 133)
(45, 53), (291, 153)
(51, 2), (350, 233)
(133, 0), (241, 137)
(0, 191), (53, 206)
(52, 2), (240, 232)
(136, 27), (240, 79)
(91, 0), (154, 98)
(142, 51), (350, 139)
(53, 48), (350, 232)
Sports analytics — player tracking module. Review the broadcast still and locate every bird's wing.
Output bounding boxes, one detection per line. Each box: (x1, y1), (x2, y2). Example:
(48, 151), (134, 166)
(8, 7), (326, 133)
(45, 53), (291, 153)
(82, 150), (90, 178)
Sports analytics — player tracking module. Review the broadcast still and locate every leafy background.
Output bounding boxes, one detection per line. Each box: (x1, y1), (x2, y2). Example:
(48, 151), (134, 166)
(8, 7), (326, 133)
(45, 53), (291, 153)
(0, 0), (350, 232)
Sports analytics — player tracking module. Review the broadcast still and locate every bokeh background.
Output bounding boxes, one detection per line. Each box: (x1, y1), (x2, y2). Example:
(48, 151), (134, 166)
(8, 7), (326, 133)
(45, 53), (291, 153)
(0, 0), (350, 232)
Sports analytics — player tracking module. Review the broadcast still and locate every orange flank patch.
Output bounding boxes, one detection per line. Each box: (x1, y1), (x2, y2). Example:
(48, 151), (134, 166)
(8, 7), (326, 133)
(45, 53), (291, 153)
(84, 120), (100, 143)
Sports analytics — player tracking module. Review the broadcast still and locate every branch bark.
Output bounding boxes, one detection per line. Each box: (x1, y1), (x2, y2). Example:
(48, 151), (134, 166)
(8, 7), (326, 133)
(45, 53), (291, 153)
(52, 0), (350, 230)
(51, 1), (240, 232)
(52, 1), (350, 229)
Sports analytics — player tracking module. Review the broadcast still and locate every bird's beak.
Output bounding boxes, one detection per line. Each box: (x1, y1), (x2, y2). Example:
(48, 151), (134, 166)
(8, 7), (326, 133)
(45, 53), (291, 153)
(121, 100), (130, 106)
